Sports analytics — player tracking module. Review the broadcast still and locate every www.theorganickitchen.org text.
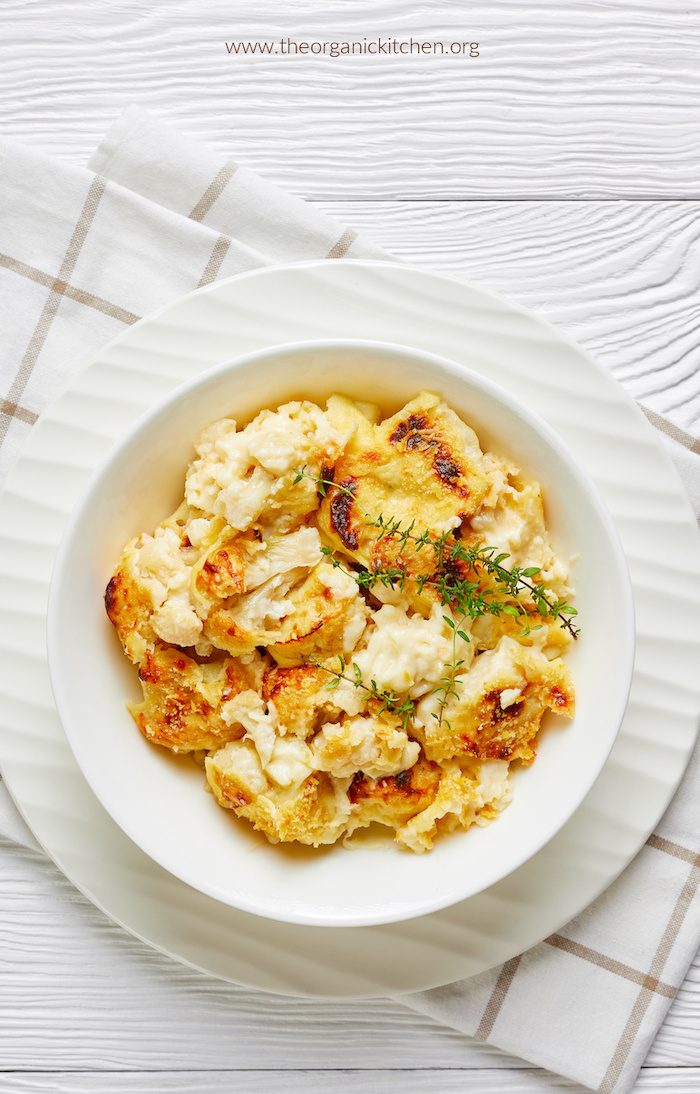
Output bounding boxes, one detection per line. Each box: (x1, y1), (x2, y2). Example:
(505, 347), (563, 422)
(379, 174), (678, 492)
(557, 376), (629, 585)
(225, 39), (480, 58)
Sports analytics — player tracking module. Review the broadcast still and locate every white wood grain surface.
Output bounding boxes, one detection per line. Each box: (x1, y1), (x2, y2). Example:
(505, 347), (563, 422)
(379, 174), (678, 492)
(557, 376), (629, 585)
(2, 2), (700, 1091)
(318, 198), (700, 430)
(2, 1072), (700, 1094)
(2, 0), (700, 197)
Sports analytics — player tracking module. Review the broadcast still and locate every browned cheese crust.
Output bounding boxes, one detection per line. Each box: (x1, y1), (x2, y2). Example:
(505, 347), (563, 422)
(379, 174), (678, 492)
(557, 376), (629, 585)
(415, 640), (575, 766)
(317, 394), (489, 607)
(128, 646), (257, 753)
(347, 759), (443, 829)
(262, 663), (339, 738)
(190, 533), (247, 613)
(105, 548), (158, 664)
(205, 562), (366, 665)
(206, 742), (343, 846)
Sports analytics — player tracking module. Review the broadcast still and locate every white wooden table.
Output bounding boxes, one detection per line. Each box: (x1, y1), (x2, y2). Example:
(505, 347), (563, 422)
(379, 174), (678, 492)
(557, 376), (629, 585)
(2, 3), (700, 1090)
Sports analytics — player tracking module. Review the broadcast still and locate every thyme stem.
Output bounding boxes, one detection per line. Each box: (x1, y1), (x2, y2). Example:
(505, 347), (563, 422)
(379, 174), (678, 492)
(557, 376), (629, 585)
(309, 655), (415, 732)
(295, 467), (580, 639)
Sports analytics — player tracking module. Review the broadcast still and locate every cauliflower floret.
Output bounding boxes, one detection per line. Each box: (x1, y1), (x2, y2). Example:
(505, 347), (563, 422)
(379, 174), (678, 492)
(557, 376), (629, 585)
(206, 558), (369, 665)
(352, 602), (474, 699)
(202, 531), (336, 656)
(216, 568), (307, 636)
(265, 736), (317, 789)
(468, 460), (571, 596)
(312, 714), (420, 780)
(244, 527), (324, 589)
(413, 635), (574, 765)
(185, 401), (347, 535)
(262, 663), (344, 739)
(134, 528), (208, 647)
(182, 419), (236, 511)
(397, 758), (512, 854)
(221, 689), (280, 765)
(151, 596), (203, 647)
(218, 466), (280, 531)
(205, 738), (349, 846)
(136, 526), (190, 602)
(221, 690), (316, 789)
(106, 525), (202, 662)
(127, 648), (259, 753)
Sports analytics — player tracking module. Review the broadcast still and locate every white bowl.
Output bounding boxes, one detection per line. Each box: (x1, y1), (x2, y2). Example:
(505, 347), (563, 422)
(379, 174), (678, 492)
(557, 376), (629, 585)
(47, 339), (635, 927)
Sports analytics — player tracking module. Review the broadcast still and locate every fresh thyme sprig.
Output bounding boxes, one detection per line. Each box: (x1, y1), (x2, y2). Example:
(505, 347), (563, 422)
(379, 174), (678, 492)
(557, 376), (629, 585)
(293, 462), (579, 732)
(431, 611), (471, 730)
(310, 654), (415, 733)
(294, 467), (579, 639)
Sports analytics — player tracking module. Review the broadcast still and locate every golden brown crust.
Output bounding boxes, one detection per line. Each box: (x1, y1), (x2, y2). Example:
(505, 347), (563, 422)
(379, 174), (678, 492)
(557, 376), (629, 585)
(262, 663), (336, 738)
(104, 547), (157, 663)
(318, 393), (489, 576)
(191, 537), (246, 607)
(203, 563), (367, 665)
(267, 565), (368, 666)
(128, 646), (253, 753)
(381, 400), (485, 504)
(206, 744), (345, 846)
(347, 759), (442, 828)
(416, 641), (575, 766)
(317, 394), (491, 614)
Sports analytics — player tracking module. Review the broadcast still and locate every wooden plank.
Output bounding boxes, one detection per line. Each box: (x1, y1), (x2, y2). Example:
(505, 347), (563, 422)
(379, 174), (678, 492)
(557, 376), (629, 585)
(1, 829), (700, 1072)
(315, 198), (700, 432)
(0, 1072), (577, 1093)
(0, 1068), (699, 1092)
(0, 842), (521, 1071)
(1, 1), (699, 196)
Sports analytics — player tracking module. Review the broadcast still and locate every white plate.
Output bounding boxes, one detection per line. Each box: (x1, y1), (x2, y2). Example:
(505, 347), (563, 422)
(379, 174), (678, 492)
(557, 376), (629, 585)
(1, 260), (700, 997)
(47, 339), (634, 927)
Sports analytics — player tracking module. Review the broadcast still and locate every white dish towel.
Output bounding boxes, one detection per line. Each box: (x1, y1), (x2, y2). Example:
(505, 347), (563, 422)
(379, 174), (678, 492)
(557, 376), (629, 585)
(1, 106), (700, 1094)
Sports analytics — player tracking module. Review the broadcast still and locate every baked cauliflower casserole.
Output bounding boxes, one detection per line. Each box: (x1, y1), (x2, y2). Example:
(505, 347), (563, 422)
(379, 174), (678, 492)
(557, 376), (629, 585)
(105, 392), (576, 853)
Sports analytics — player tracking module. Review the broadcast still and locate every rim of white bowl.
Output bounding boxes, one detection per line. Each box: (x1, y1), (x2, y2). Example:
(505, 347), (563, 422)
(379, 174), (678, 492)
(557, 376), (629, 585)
(47, 337), (636, 927)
